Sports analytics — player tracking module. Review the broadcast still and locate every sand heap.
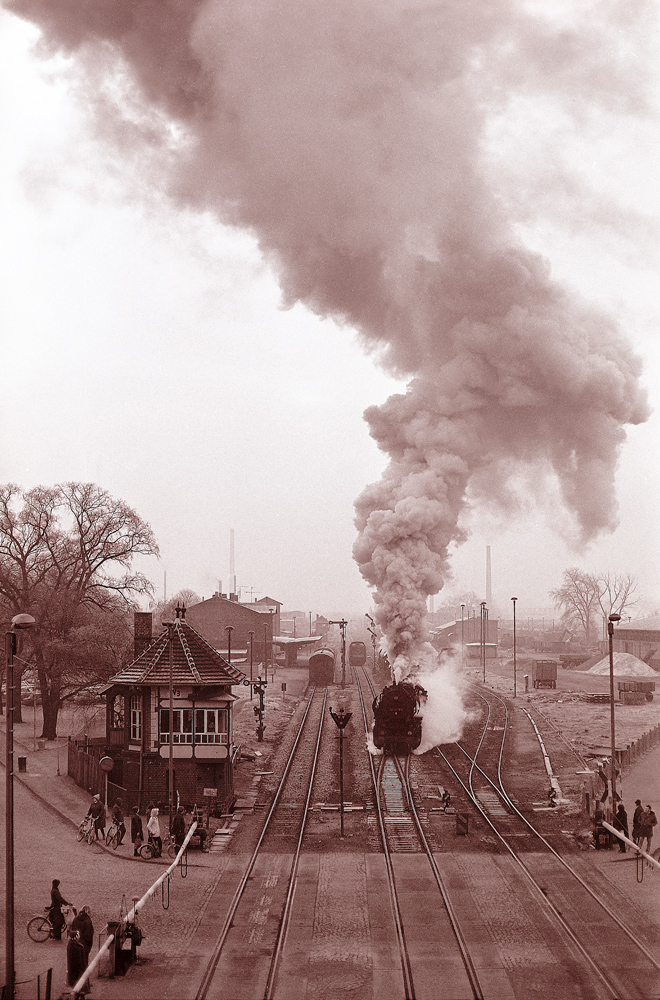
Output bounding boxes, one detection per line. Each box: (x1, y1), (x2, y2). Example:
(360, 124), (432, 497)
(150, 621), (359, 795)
(585, 653), (658, 677)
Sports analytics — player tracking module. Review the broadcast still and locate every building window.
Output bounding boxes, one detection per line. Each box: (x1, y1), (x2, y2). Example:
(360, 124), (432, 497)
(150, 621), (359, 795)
(159, 707), (228, 744)
(110, 694), (125, 730)
(130, 693), (142, 741)
(194, 709), (228, 744)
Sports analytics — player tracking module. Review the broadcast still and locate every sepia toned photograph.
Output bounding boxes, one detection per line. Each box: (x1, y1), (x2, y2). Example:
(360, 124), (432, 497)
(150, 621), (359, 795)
(1, 1), (659, 998)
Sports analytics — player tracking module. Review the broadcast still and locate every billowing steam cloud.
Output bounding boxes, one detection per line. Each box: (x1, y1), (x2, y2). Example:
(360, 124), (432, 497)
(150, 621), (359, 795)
(9, 1), (650, 693)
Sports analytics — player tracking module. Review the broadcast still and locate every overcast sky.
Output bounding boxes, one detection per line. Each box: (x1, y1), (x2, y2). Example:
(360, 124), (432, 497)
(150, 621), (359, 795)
(1, 6), (659, 620)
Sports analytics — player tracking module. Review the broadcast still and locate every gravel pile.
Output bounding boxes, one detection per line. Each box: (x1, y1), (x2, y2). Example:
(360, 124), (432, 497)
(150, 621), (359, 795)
(584, 652), (658, 677)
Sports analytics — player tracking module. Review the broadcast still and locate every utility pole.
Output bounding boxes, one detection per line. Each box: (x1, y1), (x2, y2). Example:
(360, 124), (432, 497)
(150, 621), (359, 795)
(511, 597), (518, 698)
(608, 614), (621, 815)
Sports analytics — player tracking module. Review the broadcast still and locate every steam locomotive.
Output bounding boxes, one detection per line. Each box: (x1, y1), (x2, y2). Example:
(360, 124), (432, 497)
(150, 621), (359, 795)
(372, 681), (427, 755)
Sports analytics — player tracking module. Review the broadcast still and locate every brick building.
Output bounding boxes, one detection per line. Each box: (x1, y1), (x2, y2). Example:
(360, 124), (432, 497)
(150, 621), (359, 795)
(102, 606), (247, 813)
(611, 617), (660, 671)
(186, 593), (279, 666)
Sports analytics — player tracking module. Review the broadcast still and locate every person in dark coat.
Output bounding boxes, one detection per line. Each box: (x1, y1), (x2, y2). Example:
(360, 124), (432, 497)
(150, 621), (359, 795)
(171, 806), (186, 849)
(632, 799), (644, 845)
(131, 806), (144, 856)
(67, 906), (94, 992)
(613, 803), (629, 853)
(112, 797), (126, 846)
(49, 879), (70, 940)
(640, 805), (658, 854)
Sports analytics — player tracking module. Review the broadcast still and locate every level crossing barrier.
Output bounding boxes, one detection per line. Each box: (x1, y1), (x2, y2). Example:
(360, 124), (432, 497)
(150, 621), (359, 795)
(61, 822), (198, 998)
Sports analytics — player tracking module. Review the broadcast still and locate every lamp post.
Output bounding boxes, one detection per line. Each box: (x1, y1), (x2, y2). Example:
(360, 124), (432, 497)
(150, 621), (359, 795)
(511, 597), (518, 698)
(225, 625), (234, 664)
(608, 613), (621, 815)
(5, 613), (36, 1000)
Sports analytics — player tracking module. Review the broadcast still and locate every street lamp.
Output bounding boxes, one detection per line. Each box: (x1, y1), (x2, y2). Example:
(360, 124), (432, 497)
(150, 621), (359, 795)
(608, 613), (621, 815)
(5, 612), (36, 1000)
(225, 625), (234, 664)
(511, 598), (518, 698)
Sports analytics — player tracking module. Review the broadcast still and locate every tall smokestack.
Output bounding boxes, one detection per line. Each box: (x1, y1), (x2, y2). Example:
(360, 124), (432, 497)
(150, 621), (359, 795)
(486, 546), (492, 605)
(163, 570), (167, 603)
(230, 528), (235, 595)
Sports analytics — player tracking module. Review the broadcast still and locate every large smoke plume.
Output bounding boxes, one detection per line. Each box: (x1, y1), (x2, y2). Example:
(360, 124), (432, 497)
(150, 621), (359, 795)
(9, 0), (651, 690)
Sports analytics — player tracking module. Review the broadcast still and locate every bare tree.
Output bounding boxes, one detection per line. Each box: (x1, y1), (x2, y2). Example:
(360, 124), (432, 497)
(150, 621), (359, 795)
(551, 568), (601, 646)
(153, 588), (201, 623)
(596, 573), (638, 621)
(0, 483), (159, 738)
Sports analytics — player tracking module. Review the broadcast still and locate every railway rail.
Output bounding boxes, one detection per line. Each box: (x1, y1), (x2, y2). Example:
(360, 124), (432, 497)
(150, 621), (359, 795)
(356, 667), (484, 1000)
(194, 685), (327, 1000)
(435, 686), (660, 999)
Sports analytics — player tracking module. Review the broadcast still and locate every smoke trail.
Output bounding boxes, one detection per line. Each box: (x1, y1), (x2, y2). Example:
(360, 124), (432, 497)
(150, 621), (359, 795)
(8, 0), (652, 683)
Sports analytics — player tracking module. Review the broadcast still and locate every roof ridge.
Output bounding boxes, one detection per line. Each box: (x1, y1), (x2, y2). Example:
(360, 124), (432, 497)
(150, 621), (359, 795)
(177, 620), (203, 684)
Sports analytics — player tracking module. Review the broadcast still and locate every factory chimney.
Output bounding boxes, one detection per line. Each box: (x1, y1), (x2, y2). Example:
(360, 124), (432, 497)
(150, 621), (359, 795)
(230, 528), (236, 594)
(486, 546), (492, 604)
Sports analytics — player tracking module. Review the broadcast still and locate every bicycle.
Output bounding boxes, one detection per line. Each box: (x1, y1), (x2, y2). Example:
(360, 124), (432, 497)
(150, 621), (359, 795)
(27, 905), (74, 942)
(76, 816), (95, 845)
(105, 821), (121, 850)
(140, 831), (178, 860)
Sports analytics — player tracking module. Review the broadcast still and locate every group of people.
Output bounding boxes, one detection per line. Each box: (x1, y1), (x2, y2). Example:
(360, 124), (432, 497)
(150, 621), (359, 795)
(48, 879), (94, 993)
(599, 799), (658, 853)
(632, 799), (658, 853)
(87, 793), (206, 858)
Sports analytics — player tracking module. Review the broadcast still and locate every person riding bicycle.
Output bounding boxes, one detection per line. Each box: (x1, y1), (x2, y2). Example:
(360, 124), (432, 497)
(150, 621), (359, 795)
(86, 793), (105, 840)
(48, 879), (70, 941)
(112, 797), (126, 846)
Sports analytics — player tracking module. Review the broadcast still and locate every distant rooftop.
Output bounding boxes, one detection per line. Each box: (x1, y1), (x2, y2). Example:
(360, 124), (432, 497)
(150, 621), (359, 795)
(616, 616), (660, 631)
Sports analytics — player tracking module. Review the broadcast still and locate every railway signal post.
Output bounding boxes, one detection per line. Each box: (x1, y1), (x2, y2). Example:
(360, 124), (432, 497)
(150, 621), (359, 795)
(253, 676), (267, 741)
(329, 619), (347, 688)
(329, 707), (352, 836)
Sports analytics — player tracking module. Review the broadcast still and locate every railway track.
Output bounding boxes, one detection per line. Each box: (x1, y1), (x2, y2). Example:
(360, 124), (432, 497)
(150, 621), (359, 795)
(434, 686), (660, 999)
(194, 685), (327, 1000)
(356, 667), (484, 1000)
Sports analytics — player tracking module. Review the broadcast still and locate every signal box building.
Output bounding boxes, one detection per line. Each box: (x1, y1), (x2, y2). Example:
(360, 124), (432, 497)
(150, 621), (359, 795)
(102, 607), (247, 813)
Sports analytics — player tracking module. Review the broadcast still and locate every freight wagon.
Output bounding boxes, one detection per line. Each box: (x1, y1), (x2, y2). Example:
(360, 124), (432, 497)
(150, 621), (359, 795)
(532, 660), (557, 689)
(618, 680), (655, 704)
(349, 641), (367, 667)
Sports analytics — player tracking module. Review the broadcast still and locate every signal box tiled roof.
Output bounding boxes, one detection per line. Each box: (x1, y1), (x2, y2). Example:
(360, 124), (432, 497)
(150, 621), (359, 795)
(108, 615), (247, 687)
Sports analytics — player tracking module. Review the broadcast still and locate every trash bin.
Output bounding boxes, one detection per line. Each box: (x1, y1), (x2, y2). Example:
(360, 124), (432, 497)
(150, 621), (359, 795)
(456, 813), (469, 836)
(17, 756), (27, 773)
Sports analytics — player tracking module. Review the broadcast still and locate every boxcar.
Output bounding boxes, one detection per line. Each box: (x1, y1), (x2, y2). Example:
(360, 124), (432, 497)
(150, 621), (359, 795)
(308, 647), (336, 686)
(349, 641), (367, 667)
